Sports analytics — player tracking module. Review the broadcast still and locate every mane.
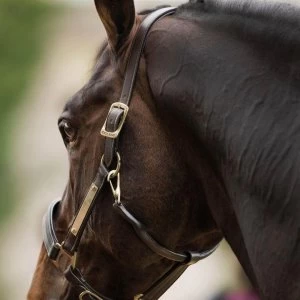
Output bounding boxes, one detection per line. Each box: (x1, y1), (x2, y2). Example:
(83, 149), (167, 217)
(139, 5), (172, 15)
(177, 0), (300, 51)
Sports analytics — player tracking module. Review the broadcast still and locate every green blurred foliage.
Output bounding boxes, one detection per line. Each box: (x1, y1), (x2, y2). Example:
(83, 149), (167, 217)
(0, 0), (54, 221)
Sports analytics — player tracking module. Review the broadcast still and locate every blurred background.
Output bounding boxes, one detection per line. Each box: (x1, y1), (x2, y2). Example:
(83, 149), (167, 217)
(2, 0), (296, 299)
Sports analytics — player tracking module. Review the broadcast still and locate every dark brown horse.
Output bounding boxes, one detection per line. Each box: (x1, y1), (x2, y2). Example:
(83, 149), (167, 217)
(28, 0), (300, 299)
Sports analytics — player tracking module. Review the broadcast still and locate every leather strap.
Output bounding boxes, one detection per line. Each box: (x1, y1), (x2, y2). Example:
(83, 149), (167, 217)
(43, 198), (61, 259)
(140, 263), (189, 300)
(114, 202), (188, 262)
(103, 6), (177, 168)
(103, 109), (123, 167)
(120, 7), (176, 106)
(138, 247), (220, 299)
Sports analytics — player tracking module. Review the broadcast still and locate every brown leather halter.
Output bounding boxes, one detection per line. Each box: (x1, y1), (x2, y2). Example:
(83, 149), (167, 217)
(43, 7), (220, 300)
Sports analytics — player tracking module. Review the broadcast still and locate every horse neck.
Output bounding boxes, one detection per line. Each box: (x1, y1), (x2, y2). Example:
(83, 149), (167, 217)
(145, 16), (300, 299)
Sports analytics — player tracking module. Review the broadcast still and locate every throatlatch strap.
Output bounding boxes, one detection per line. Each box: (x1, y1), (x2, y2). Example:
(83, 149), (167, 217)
(113, 202), (188, 262)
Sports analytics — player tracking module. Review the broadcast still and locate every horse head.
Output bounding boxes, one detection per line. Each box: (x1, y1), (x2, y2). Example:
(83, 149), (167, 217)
(28, 1), (222, 299)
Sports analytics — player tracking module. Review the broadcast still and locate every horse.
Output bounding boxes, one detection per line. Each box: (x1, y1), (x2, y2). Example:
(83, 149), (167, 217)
(28, 0), (300, 299)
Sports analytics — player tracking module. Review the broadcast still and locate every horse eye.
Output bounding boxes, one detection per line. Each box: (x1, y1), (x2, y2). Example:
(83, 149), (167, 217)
(62, 122), (77, 143)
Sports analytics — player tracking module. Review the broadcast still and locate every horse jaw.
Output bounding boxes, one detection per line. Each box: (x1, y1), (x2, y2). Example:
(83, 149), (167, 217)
(27, 245), (68, 300)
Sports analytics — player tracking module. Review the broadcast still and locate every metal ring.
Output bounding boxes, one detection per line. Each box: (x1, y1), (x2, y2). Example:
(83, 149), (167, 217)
(79, 290), (103, 300)
(107, 170), (117, 181)
(102, 152), (121, 180)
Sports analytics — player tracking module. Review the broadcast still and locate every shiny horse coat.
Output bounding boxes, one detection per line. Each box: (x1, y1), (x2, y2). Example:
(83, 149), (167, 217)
(29, 0), (300, 299)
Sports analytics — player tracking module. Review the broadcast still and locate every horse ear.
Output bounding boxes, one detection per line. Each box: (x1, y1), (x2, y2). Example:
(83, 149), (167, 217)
(94, 0), (136, 52)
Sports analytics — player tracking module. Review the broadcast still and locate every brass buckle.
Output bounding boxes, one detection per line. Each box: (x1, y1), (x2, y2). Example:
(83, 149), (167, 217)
(100, 102), (129, 139)
(53, 242), (77, 270)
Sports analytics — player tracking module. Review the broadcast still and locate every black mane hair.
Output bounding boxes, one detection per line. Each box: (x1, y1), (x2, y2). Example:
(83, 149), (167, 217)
(176, 0), (300, 52)
(178, 0), (300, 26)
(138, 5), (172, 15)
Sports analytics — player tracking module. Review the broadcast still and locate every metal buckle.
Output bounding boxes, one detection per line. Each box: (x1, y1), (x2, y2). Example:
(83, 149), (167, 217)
(79, 290), (103, 300)
(54, 242), (77, 270)
(100, 102), (129, 138)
